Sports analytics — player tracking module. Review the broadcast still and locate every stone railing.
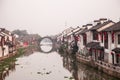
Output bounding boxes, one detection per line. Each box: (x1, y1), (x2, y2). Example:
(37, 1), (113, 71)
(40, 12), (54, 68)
(96, 60), (120, 73)
(76, 54), (91, 62)
(76, 53), (120, 78)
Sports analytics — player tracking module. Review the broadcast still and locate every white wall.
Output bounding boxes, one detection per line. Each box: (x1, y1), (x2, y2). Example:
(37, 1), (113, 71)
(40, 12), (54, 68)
(9, 36), (13, 41)
(3, 45), (9, 56)
(86, 31), (92, 43)
(1, 32), (12, 41)
(105, 32), (112, 63)
(0, 46), (2, 57)
(79, 35), (85, 49)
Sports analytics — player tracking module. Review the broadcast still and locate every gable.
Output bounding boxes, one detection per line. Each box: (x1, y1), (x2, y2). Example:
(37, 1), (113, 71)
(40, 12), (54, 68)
(97, 22), (114, 32)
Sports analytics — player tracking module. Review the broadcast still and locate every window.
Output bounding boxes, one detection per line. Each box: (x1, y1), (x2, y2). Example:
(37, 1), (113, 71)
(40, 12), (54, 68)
(104, 32), (108, 49)
(83, 34), (87, 45)
(93, 31), (98, 40)
(101, 33), (103, 42)
(118, 35), (120, 44)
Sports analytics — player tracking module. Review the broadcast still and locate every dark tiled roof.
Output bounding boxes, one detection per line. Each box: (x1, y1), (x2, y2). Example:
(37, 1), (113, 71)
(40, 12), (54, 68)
(80, 28), (88, 34)
(90, 20), (114, 31)
(73, 28), (81, 33)
(86, 42), (104, 50)
(103, 21), (120, 31)
(112, 48), (120, 53)
(99, 18), (107, 21)
(0, 28), (11, 35)
(0, 32), (5, 37)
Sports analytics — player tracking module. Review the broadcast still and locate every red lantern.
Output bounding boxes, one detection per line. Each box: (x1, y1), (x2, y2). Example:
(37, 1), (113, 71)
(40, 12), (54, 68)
(94, 49), (96, 53)
(104, 32), (107, 41)
(117, 54), (119, 56)
(78, 35), (81, 42)
(89, 48), (92, 51)
(99, 50), (101, 53)
(84, 34), (86, 40)
(100, 32), (103, 42)
(111, 52), (113, 55)
(112, 32), (114, 43)
(96, 34), (99, 41)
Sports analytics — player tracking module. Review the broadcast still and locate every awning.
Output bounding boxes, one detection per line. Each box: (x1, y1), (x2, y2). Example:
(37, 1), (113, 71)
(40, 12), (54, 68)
(112, 48), (120, 53)
(86, 42), (104, 50)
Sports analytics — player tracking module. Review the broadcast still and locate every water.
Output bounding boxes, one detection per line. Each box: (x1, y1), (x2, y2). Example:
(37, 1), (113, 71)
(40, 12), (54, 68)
(3, 44), (73, 80)
(62, 53), (119, 80)
(40, 45), (53, 52)
(0, 45), (119, 80)
(5, 52), (72, 80)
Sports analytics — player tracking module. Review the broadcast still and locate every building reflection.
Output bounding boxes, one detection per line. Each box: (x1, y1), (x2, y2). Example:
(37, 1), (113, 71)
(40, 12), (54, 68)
(39, 43), (58, 53)
(62, 53), (79, 80)
(22, 46), (40, 57)
(0, 61), (15, 80)
(62, 53), (118, 80)
(0, 47), (39, 80)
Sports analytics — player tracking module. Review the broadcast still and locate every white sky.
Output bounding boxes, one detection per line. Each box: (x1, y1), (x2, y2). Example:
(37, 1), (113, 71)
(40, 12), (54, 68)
(0, 0), (120, 36)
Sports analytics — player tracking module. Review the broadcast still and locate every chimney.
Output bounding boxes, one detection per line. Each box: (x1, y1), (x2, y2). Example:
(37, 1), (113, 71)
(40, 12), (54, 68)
(77, 26), (79, 28)
(94, 20), (101, 25)
(99, 18), (107, 23)
(86, 24), (93, 29)
(82, 25), (86, 29)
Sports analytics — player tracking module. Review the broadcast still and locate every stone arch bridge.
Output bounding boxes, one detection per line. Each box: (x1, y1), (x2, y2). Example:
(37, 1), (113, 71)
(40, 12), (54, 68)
(38, 36), (58, 53)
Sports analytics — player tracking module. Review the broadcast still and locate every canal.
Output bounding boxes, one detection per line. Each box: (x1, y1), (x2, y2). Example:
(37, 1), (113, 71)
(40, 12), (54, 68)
(0, 41), (119, 80)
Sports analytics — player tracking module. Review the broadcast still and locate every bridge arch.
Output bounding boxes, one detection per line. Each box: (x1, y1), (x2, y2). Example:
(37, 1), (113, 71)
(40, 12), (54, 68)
(39, 36), (54, 53)
(39, 36), (53, 44)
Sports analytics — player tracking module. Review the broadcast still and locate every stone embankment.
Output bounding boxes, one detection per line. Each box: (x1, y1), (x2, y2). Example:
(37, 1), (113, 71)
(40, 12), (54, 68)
(76, 53), (120, 79)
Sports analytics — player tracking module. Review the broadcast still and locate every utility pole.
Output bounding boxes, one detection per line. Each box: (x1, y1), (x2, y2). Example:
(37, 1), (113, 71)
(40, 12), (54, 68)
(65, 21), (67, 27)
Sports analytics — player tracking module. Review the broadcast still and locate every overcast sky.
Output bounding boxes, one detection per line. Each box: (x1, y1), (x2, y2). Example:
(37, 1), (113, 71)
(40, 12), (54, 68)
(0, 0), (120, 36)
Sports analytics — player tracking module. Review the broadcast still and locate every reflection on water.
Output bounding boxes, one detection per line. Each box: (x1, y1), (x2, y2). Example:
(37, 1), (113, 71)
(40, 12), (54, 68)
(62, 53), (119, 80)
(1, 45), (119, 80)
(4, 48), (73, 80)
(40, 45), (53, 53)
(0, 61), (15, 80)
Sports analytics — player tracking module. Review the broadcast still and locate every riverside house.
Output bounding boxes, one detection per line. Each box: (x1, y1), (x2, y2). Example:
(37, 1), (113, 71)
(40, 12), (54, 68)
(102, 21), (120, 66)
(86, 19), (115, 63)
(78, 24), (93, 56)
(57, 18), (120, 64)
(0, 28), (16, 60)
(58, 18), (120, 64)
(57, 27), (74, 44)
(57, 18), (120, 78)
(66, 26), (80, 51)
(0, 33), (5, 58)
